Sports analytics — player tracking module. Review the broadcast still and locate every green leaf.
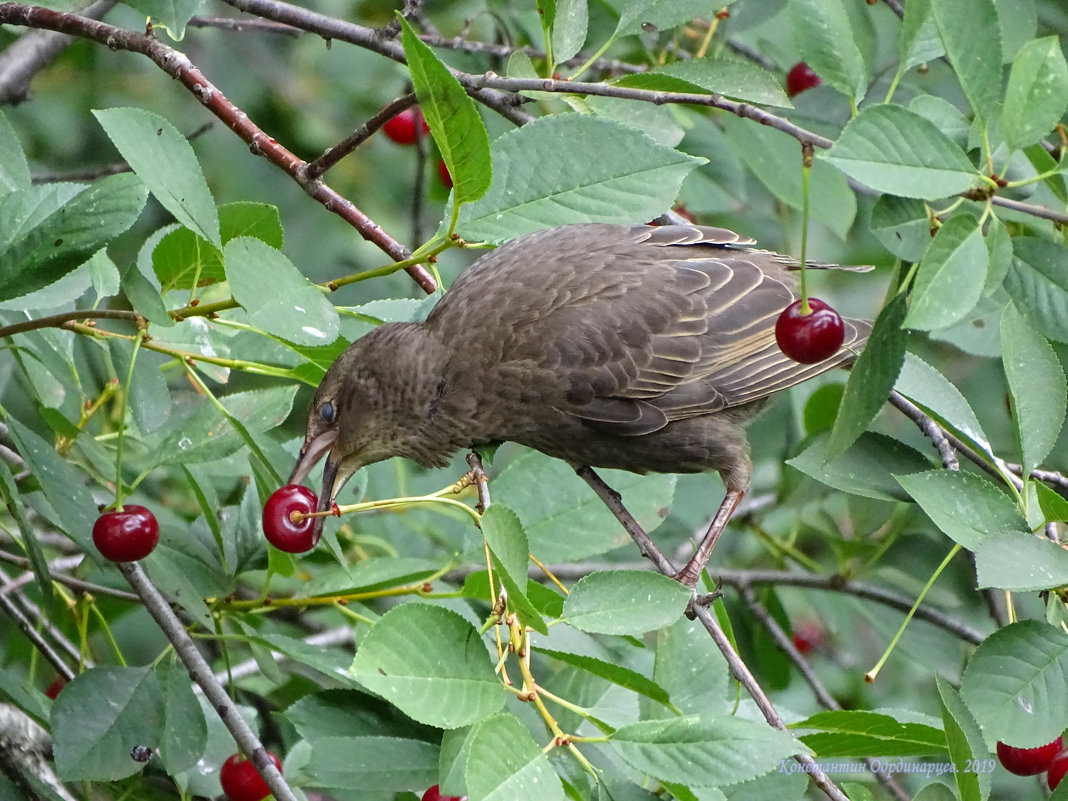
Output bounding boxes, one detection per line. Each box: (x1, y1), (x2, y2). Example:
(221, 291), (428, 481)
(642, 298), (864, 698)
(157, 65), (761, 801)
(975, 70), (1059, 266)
(825, 292), (908, 460)
(1001, 37), (1068, 151)
(894, 352), (994, 462)
(348, 603), (504, 729)
(898, 0), (944, 72)
(616, 57), (792, 107)
(0, 109), (30, 193)
(224, 236), (340, 346)
(652, 617), (730, 718)
(2, 416), (97, 551)
(124, 233), (174, 327)
(1037, 482), (1068, 525)
(0, 455), (51, 604)
(283, 689), (436, 741)
(997, 0), (1037, 62)
(52, 667), (164, 781)
(153, 202), (283, 293)
(788, 432), (932, 502)
(913, 784), (958, 801)
(794, 710), (946, 757)
(552, 0), (588, 64)
(93, 107), (220, 247)
(156, 658), (207, 775)
(480, 505), (527, 595)
(150, 385), (296, 468)
(960, 620), (1068, 749)
(895, 470), (1027, 550)
(0, 175), (148, 303)
(610, 716), (809, 787)
(301, 736), (439, 792)
(821, 104), (979, 200)
(929, 0), (1002, 123)
(613, 0), (733, 40)
(787, 0), (868, 102)
(1006, 238), (1068, 343)
(123, 0), (201, 38)
(455, 115), (705, 243)
(561, 570), (693, 635)
(910, 95), (971, 149)
(720, 113), (855, 239)
(465, 712), (565, 801)
(494, 449), (675, 563)
(870, 195), (933, 262)
(936, 677), (990, 801)
(904, 214), (988, 330)
(975, 531), (1068, 591)
(982, 216), (1013, 295)
(480, 504), (547, 635)
(398, 16), (491, 208)
(535, 646), (675, 710)
(1001, 302), (1066, 474)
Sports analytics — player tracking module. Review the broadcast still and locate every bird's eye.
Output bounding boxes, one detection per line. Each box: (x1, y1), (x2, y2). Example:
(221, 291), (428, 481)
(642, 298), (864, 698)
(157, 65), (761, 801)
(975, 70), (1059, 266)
(319, 400), (335, 423)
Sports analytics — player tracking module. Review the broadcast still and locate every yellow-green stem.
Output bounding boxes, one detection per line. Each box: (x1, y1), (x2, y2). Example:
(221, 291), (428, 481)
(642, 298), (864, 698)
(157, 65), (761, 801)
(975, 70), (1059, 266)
(865, 544), (961, 682)
(112, 333), (143, 510)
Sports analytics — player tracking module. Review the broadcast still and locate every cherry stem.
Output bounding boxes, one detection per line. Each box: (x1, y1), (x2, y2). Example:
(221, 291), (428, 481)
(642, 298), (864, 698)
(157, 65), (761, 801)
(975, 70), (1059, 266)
(865, 543), (962, 683)
(112, 332), (144, 511)
(799, 142), (813, 315)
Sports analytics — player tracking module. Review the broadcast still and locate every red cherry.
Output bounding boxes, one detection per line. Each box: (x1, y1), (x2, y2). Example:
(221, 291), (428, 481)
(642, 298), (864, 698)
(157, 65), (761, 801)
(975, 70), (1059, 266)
(263, 484), (319, 553)
(421, 785), (466, 801)
(1048, 747), (1068, 789)
(786, 62), (821, 97)
(382, 107), (429, 145)
(219, 751), (281, 801)
(775, 298), (845, 364)
(437, 159), (452, 188)
(92, 505), (159, 562)
(44, 678), (66, 699)
(791, 621), (825, 655)
(995, 736), (1062, 776)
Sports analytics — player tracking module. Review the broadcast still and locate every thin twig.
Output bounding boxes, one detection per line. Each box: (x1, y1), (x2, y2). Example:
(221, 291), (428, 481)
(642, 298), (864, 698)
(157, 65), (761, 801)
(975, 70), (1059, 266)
(573, 466), (849, 801)
(221, 0), (533, 126)
(736, 584), (912, 801)
(306, 92), (419, 179)
(466, 452), (491, 513)
(574, 466), (677, 576)
(0, 577), (76, 680)
(888, 392), (958, 471)
(187, 14), (301, 36)
(0, 549), (138, 600)
(118, 561), (300, 801)
(689, 603), (851, 801)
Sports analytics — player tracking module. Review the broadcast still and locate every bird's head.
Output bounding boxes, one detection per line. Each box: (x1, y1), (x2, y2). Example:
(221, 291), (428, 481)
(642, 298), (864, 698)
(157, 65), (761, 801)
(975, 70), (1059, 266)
(286, 323), (452, 540)
(286, 349), (363, 536)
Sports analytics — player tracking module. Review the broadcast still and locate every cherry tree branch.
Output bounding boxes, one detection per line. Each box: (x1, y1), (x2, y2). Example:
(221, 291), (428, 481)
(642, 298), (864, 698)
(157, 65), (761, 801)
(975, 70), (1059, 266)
(118, 561), (299, 801)
(574, 465), (851, 801)
(735, 584), (911, 801)
(220, 0), (533, 127)
(0, 2), (437, 294)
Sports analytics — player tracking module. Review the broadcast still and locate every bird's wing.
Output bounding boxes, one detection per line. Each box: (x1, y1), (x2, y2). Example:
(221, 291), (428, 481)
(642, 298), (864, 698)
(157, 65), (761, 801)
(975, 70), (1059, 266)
(429, 224), (869, 437)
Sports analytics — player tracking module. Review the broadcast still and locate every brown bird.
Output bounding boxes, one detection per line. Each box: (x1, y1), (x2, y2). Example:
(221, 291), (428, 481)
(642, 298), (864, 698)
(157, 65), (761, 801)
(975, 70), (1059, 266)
(289, 223), (870, 586)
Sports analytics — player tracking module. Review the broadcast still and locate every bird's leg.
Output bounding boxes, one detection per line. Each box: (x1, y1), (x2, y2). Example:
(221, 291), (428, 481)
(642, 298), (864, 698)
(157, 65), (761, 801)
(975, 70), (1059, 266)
(573, 465), (678, 577)
(674, 486), (746, 589)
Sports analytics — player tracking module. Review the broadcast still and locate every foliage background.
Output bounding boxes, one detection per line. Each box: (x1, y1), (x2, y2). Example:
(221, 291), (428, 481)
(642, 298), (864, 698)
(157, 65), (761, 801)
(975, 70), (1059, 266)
(1, 0), (1068, 800)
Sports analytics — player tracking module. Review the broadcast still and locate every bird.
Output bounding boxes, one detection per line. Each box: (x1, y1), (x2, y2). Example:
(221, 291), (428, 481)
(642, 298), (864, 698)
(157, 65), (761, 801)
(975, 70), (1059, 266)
(288, 223), (871, 587)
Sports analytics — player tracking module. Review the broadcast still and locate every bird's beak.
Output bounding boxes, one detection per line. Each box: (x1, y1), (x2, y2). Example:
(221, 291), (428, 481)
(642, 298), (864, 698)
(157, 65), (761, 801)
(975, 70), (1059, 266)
(288, 430), (338, 486)
(288, 430), (339, 543)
